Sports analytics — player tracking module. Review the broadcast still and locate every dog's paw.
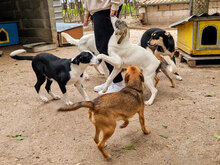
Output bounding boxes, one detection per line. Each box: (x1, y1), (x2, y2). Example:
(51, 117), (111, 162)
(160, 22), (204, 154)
(40, 96), (49, 102)
(143, 129), (151, 135)
(145, 100), (153, 106)
(53, 95), (61, 100)
(176, 75), (183, 81)
(84, 75), (90, 81)
(65, 100), (73, 105)
(98, 90), (105, 95)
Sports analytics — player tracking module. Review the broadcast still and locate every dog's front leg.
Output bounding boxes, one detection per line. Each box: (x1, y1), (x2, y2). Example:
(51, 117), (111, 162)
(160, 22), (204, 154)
(102, 68), (122, 93)
(97, 54), (122, 93)
(97, 54), (122, 67)
(74, 82), (90, 101)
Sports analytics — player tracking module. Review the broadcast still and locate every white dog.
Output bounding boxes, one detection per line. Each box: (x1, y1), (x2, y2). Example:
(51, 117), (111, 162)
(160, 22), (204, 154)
(61, 32), (108, 79)
(97, 17), (171, 105)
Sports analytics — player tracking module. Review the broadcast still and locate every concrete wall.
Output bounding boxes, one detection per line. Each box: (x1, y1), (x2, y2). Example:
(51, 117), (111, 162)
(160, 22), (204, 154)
(143, 1), (220, 25)
(0, 0), (57, 44)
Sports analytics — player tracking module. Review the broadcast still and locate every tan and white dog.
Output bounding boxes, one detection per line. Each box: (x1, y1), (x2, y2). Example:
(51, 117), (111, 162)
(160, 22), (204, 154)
(97, 16), (169, 105)
(61, 32), (108, 79)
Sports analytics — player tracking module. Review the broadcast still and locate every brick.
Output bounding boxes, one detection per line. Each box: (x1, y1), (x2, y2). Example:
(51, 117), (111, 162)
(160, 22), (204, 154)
(147, 6), (158, 12)
(158, 5), (170, 11)
(170, 4), (189, 10)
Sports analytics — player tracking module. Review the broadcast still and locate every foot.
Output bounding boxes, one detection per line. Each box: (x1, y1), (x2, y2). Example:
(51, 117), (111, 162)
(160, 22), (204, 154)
(143, 129), (151, 134)
(98, 81), (125, 95)
(145, 99), (153, 106)
(65, 100), (73, 105)
(49, 92), (61, 100)
(94, 82), (107, 92)
(39, 95), (49, 102)
(176, 75), (182, 81)
(53, 95), (61, 100)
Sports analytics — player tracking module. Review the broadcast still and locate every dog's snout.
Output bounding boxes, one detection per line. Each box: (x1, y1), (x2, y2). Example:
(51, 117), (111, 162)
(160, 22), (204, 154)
(98, 58), (102, 64)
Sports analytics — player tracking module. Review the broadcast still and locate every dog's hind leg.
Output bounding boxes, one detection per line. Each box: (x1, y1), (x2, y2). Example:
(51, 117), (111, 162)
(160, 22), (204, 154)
(94, 126), (101, 144)
(120, 118), (129, 128)
(144, 74), (158, 105)
(154, 75), (160, 87)
(35, 75), (48, 102)
(58, 82), (72, 105)
(45, 79), (61, 100)
(160, 66), (175, 88)
(74, 82), (89, 101)
(138, 109), (151, 134)
(94, 65), (105, 76)
(97, 124), (116, 158)
(163, 56), (183, 81)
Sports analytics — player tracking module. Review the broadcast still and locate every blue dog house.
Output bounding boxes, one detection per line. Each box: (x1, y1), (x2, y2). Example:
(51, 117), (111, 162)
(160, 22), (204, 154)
(0, 22), (19, 46)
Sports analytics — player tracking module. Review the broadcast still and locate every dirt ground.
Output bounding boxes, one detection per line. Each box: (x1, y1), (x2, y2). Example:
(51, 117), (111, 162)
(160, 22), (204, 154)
(0, 28), (220, 165)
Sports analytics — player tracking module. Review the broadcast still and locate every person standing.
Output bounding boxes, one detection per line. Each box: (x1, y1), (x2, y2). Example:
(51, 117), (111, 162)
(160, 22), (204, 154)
(83, 0), (125, 94)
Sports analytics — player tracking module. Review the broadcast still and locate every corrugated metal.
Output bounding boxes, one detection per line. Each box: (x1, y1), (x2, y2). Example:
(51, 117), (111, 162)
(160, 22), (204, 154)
(142, 0), (190, 5)
(56, 23), (83, 32)
(170, 13), (220, 27)
(53, 0), (63, 23)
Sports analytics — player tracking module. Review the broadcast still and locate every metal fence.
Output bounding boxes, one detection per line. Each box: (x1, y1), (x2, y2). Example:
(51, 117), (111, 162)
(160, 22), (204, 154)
(62, 0), (139, 23)
(190, 0), (210, 15)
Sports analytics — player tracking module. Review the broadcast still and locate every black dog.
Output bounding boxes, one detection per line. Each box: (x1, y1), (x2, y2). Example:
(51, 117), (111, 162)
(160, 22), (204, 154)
(140, 28), (182, 81)
(140, 28), (176, 62)
(10, 49), (102, 105)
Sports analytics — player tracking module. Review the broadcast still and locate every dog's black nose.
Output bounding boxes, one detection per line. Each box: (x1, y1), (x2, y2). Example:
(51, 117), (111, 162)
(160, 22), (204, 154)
(98, 58), (102, 63)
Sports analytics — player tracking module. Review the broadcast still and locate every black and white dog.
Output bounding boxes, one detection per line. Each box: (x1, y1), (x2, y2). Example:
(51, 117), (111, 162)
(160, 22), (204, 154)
(140, 28), (182, 81)
(10, 49), (102, 105)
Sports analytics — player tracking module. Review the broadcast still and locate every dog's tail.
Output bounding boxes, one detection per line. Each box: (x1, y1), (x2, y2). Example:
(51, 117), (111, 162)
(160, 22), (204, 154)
(61, 32), (79, 46)
(58, 101), (94, 112)
(10, 49), (34, 61)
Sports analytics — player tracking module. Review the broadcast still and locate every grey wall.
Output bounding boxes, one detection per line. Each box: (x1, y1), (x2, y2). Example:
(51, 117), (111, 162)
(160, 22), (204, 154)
(0, 0), (57, 44)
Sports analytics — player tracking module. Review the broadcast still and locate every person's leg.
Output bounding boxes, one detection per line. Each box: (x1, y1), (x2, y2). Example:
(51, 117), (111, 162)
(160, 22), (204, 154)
(92, 8), (123, 84)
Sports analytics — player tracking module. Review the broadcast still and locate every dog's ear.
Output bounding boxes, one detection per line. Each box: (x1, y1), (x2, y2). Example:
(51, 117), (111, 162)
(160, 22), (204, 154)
(124, 73), (130, 83)
(117, 29), (127, 44)
(72, 56), (80, 65)
(139, 72), (144, 82)
(164, 31), (170, 37)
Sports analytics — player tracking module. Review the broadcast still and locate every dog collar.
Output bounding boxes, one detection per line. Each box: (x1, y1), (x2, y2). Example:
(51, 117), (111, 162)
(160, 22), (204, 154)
(127, 86), (143, 94)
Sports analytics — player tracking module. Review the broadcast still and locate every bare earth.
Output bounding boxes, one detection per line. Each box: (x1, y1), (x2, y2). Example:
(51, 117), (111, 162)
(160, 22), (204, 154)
(0, 29), (219, 165)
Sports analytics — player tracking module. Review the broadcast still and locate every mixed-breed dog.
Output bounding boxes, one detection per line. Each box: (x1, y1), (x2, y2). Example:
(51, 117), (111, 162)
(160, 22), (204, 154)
(9, 17), (182, 158)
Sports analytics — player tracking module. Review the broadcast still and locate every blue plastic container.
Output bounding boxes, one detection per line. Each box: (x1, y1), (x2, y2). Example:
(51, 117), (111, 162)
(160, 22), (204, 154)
(0, 22), (19, 46)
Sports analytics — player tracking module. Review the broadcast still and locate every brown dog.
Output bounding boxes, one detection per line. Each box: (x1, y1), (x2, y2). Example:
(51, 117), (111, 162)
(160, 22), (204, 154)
(58, 65), (150, 158)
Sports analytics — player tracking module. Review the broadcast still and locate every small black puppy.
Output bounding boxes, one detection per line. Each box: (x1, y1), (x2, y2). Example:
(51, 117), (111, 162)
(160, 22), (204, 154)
(10, 49), (102, 105)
